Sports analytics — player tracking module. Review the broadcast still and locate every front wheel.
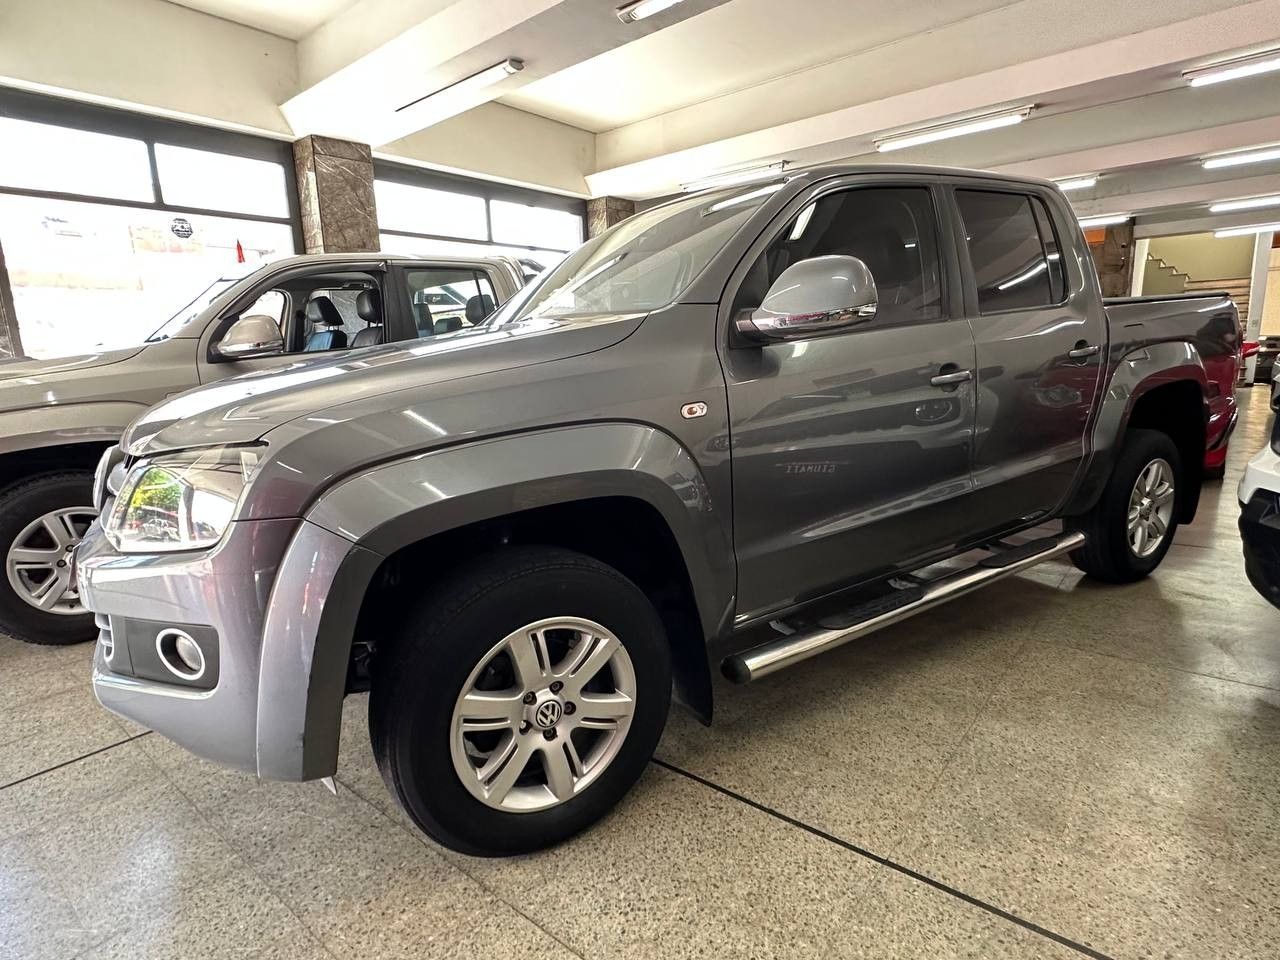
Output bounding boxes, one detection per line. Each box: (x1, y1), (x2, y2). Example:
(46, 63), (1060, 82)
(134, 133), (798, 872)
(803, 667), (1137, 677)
(1068, 429), (1180, 583)
(0, 473), (98, 645)
(370, 546), (672, 856)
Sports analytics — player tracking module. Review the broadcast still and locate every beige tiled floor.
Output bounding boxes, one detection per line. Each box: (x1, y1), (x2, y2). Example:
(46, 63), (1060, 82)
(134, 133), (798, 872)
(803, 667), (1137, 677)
(2, 388), (1277, 959)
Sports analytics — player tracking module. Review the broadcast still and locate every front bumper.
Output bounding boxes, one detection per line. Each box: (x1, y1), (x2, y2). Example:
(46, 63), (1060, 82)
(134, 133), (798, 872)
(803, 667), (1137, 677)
(80, 514), (364, 779)
(1239, 445), (1280, 611)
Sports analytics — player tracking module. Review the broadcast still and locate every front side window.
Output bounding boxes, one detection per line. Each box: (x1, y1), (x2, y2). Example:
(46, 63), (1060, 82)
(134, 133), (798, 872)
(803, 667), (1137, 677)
(734, 186), (944, 326)
(956, 190), (1062, 313)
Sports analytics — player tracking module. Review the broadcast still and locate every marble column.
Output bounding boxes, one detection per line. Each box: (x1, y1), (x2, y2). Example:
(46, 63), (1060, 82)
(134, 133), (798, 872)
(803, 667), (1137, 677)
(586, 196), (635, 238)
(1090, 221), (1135, 299)
(292, 136), (380, 254)
(0, 238), (25, 360)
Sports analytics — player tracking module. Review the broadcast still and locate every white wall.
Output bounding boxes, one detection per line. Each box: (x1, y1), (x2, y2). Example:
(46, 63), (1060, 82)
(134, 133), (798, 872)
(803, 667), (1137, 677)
(380, 102), (594, 198)
(1263, 247), (1280, 337)
(0, 0), (298, 136)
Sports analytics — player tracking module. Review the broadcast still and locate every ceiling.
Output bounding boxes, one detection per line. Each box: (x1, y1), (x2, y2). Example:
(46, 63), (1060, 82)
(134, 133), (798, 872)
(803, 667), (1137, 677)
(19, 0), (1280, 235)
(167, 0), (359, 40)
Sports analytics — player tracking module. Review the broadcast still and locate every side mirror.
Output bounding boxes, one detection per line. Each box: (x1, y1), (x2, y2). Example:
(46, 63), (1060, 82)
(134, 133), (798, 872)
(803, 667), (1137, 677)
(466, 294), (495, 324)
(216, 314), (284, 360)
(736, 254), (877, 343)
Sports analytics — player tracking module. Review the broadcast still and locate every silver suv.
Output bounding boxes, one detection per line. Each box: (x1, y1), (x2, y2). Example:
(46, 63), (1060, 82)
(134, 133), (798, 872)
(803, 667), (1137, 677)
(0, 253), (524, 644)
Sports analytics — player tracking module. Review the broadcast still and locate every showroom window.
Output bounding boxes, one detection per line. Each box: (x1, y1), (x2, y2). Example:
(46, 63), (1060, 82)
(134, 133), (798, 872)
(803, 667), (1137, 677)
(955, 190), (1063, 313)
(374, 162), (586, 281)
(0, 91), (299, 359)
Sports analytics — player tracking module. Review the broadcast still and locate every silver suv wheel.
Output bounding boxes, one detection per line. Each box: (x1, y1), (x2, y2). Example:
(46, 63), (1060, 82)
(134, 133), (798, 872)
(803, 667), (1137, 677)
(1127, 457), (1174, 558)
(450, 616), (637, 813)
(5, 506), (96, 614)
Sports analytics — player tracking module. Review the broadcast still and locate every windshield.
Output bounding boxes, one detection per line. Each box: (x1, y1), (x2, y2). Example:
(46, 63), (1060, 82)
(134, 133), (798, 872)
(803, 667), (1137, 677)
(487, 181), (784, 325)
(146, 272), (248, 342)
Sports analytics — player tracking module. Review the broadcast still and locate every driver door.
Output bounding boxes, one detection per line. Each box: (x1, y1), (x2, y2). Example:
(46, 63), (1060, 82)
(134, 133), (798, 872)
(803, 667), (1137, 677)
(724, 180), (982, 625)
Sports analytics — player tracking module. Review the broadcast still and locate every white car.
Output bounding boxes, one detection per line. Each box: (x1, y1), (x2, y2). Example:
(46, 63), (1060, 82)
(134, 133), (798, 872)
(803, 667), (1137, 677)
(1239, 384), (1280, 609)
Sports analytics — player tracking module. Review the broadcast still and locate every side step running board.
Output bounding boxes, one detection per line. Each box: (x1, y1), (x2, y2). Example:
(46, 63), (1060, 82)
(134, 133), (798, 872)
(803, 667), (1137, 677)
(722, 530), (1085, 683)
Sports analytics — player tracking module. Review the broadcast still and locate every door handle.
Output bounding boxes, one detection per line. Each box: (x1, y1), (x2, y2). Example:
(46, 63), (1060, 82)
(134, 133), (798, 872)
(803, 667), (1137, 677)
(930, 367), (973, 389)
(1068, 341), (1101, 361)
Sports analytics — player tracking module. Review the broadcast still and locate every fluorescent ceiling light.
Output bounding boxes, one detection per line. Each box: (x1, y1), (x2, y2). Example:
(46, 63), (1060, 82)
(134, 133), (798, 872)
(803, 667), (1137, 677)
(617, 0), (685, 23)
(1078, 213), (1130, 229)
(875, 106), (1034, 153)
(1055, 176), (1098, 192)
(1202, 146), (1280, 170)
(1209, 195), (1280, 213)
(1184, 49), (1280, 87)
(397, 58), (523, 115)
(1214, 221), (1280, 238)
(682, 161), (786, 192)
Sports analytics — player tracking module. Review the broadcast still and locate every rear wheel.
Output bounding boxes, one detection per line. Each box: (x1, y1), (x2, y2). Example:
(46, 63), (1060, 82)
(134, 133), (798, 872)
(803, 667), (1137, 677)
(1068, 429), (1180, 583)
(0, 473), (97, 645)
(370, 546), (671, 856)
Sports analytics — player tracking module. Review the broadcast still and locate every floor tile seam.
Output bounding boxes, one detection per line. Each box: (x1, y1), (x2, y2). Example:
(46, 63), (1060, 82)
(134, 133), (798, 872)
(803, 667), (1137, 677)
(332, 772), (592, 960)
(0, 730), (153, 793)
(1019, 636), (1280, 693)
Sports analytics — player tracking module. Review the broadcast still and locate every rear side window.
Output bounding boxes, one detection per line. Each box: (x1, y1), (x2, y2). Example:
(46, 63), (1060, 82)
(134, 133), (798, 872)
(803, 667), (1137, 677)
(956, 190), (1064, 313)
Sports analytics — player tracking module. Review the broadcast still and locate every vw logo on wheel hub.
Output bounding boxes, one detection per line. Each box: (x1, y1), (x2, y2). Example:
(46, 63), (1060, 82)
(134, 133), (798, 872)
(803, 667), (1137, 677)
(534, 699), (563, 729)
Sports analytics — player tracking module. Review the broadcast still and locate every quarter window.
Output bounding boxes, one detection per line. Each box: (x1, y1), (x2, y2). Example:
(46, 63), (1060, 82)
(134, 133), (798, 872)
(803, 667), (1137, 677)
(956, 190), (1064, 313)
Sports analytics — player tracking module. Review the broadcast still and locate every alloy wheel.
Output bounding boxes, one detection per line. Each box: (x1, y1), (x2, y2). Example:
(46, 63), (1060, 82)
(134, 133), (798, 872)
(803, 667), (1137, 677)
(449, 616), (637, 813)
(5, 506), (97, 614)
(1126, 458), (1174, 558)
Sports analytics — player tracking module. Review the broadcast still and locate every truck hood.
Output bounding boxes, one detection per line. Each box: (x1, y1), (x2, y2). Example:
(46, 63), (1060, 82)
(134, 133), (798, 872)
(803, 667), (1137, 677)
(121, 314), (644, 456)
(0, 345), (143, 381)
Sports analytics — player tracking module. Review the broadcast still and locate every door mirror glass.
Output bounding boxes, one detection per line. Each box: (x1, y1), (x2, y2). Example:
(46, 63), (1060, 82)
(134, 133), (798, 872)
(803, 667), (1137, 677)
(736, 255), (877, 342)
(216, 313), (284, 360)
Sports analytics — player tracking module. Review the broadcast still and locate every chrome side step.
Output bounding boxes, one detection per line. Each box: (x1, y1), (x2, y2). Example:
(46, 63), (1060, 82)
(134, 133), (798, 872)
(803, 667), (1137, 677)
(722, 530), (1085, 683)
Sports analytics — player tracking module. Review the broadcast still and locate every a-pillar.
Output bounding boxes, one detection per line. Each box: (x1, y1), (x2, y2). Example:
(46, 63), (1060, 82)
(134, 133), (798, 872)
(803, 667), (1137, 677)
(586, 196), (635, 239)
(292, 136), (380, 254)
(0, 238), (24, 360)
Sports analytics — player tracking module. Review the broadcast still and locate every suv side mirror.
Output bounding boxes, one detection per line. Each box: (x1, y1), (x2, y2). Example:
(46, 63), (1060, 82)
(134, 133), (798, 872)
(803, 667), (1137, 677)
(736, 254), (878, 343)
(216, 314), (284, 360)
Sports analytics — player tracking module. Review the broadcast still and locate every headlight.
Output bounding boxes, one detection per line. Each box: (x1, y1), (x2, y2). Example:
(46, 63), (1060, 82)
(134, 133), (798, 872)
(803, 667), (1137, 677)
(105, 445), (263, 553)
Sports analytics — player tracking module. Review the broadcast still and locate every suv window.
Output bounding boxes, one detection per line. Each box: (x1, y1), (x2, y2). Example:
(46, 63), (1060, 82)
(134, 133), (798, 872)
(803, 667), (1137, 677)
(956, 190), (1064, 313)
(734, 186), (944, 327)
(406, 267), (497, 338)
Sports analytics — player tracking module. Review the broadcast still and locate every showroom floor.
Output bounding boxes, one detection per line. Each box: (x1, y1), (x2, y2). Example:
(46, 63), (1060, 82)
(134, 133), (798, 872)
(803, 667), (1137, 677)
(2, 390), (1277, 960)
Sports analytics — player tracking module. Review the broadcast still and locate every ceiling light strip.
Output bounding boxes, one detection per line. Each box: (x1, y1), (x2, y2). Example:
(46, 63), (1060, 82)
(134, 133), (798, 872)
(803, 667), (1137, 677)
(1214, 221), (1280, 238)
(681, 162), (787, 192)
(1184, 49), (1280, 87)
(617, 0), (686, 23)
(1209, 195), (1280, 214)
(1055, 176), (1098, 192)
(1078, 214), (1130, 229)
(397, 58), (524, 114)
(1201, 146), (1280, 170)
(875, 105), (1034, 153)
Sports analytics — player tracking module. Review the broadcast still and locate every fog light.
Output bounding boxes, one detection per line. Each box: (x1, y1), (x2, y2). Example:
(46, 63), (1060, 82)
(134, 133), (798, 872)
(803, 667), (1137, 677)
(156, 628), (206, 681)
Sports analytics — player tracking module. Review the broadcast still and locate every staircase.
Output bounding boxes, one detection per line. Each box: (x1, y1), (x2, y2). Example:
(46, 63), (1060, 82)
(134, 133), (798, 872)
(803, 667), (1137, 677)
(1144, 253), (1251, 320)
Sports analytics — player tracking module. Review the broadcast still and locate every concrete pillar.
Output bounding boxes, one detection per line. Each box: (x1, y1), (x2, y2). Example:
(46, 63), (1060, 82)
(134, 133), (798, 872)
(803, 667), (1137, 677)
(0, 238), (25, 360)
(586, 196), (635, 239)
(1090, 221), (1135, 299)
(1129, 237), (1150, 296)
(1243, 231), (1273, 384)
(292, 136), (380, 254)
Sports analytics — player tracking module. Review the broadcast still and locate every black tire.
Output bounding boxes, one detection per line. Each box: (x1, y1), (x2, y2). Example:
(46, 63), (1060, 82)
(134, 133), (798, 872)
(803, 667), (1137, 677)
(370, 545), (672, 856)
(0, 472), (98, 645)
(1068, 428), (1180, 583)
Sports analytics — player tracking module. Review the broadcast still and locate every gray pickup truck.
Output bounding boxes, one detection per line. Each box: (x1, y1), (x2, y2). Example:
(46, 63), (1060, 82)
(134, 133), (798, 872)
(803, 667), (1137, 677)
(77, 165), (1239, 856)
(0, 253), (524, 644)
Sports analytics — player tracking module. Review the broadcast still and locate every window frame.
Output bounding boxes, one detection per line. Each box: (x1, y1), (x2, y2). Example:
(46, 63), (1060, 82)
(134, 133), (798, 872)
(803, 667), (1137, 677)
(373, 158), (586, 257)
(721, 175), (963, 344)
(397, 262), (502, 338)
(946, 181), (1073, 318)
(0, 87), (302, 245)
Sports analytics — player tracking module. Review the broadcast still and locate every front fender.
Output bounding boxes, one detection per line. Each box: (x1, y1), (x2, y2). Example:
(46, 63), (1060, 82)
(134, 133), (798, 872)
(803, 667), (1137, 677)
(259, 422), (733, 780)
(0, 402), (146, 455)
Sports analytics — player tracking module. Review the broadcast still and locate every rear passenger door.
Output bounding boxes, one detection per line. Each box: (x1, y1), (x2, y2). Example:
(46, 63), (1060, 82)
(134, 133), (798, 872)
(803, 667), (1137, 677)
(948, 183), (1106, 528)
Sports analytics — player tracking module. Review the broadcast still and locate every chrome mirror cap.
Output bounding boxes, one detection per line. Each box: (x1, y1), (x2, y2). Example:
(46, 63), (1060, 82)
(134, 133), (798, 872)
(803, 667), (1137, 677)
(216, 314), (285, 360)
(736, 254), (877, 343)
